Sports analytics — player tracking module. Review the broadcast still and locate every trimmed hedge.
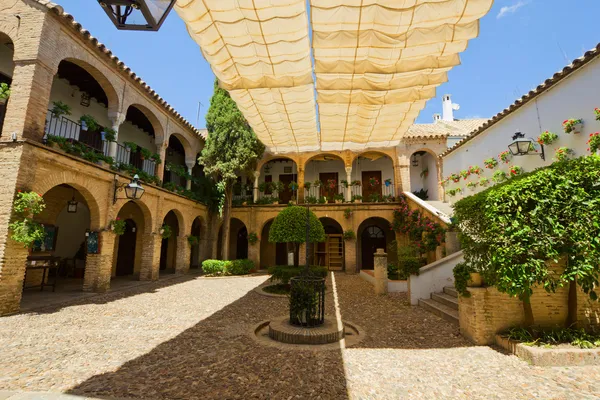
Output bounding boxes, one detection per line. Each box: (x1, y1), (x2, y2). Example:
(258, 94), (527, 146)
(229, 259), (254, 275)
(201, 259), (254, 276)
(268, 265), (328, 285)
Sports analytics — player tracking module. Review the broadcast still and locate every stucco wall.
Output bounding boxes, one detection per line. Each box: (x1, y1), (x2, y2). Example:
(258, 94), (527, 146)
(443, 56), (600, 203)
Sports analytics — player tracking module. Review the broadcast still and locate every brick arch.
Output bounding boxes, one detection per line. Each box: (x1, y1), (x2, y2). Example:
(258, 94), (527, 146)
(161, 208), (186, 236)
(190, 215), (205, 236)
(124, 103), (165, 146)
(350, 149), (395, 165)
(167, 132), (194, 162)
(257, 154), (299, 172)
(33, 173), (105, 231)
(115, 199), (153, 235)
(0, 22), (21, 57)
(51, 57), (121, 115)
(302, 152), (345, 168)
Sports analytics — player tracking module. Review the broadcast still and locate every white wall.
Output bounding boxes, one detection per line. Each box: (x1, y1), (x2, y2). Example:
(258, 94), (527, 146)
(443, 56), (600, 204)
(118, 120), (156, 152)
(409, 153), (438, 200)
(54, 202), (90, 259)
(409, 251), (463, 305)
(0, 42), (14, 78)
(304, 159), (346, 184)
(259, 159), (298, 184)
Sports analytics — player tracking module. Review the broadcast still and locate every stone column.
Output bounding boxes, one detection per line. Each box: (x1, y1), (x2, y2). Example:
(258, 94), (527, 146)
(297, 167), (305, 203)
(175, 235), (191, 274)
(107, 112), (125, 160)
(345, 166), (352, 201)
(373, 248), (388, 295)
(139, 233), (162, 281)
(155, 142), (168, 182)
(185, 159), (195, 191)
(253, 170), (260, 203)
(1, 60), (54, 142)
(83, 231), (116, 293)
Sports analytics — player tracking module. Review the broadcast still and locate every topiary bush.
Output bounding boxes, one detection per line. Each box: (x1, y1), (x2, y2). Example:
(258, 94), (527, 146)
(268, 265), (328, 285)
(201, 259), (231, 276)
(228, 259), (254, 275)
(397, 245), (424, 277)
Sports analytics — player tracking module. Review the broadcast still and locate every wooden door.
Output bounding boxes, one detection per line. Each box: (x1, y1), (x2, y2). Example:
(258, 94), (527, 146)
(319, 172), (338, 203)
(362, 171), (382, 202)
(361, 226), (386, 269)
(327, 234), (344, 271)
(116, 219), (136, 276)
(278, 174), (296, 204)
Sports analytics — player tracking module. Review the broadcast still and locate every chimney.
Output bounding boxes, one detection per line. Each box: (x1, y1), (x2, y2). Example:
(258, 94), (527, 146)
(442, 94), (454, 121)
(433, 113), (441, 122)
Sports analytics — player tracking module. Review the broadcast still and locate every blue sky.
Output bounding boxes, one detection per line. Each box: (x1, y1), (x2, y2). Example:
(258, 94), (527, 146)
(56, 0), (600, 128)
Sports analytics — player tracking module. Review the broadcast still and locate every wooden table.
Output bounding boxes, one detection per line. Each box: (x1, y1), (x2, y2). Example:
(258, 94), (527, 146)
(23, 256), (60, 292)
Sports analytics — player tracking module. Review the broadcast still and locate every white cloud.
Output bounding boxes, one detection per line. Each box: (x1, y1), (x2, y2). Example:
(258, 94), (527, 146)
(497, 1), (529, 19)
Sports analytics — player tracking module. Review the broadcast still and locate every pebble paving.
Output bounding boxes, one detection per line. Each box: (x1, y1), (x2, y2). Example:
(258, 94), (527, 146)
(0, 273), (599, 399)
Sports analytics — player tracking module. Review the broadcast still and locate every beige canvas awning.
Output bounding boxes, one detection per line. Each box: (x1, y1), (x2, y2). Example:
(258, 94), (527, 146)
(175, 0), (493, 153)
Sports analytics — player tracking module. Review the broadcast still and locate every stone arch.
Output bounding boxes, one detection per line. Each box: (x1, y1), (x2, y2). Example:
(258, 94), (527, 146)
(167, 132), (193, 161)
(217, 217), (248, 260)
(113, 200), (147, 277)
(114, 199), (153, 234)
(409, 147), (441, 201)
(257, 154), (299, 171)
(349, 149), (395, 165)
(303, 153), (346, 202)
(161, 207), (186, 233)
(259, 218), (285, 268)
(123, 103), (165, 144)
(356, 217), (396, 271)
(351, 151), (397, 201)
(33, 172), (105, 230)
(52, 57), (120, 114)
(0, 22), (23, 60)
(189, 215), (204, 268)
(314, 217), (345, 270)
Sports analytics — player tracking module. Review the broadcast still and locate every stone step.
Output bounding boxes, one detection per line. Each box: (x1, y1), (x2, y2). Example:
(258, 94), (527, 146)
(431, 292), (459, 310)
(443, 286), (458, 298)
(418, 298), (459, 325)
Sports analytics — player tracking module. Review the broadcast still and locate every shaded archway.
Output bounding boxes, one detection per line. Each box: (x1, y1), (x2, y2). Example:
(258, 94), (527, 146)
(314, 217), (344, 270)
(163, 135), (187, 188)
(160, 210), (181, 273)
(0, 32), (14, 135)
(258, 157), (299, 204)
(357, 217), (396, 270)
(45, 59), (116, 153)
(260, 219), (288, 268)
(409, 149), (439, 201)
(351, 151), (395, 202)
(304, 154), (345, 203)
(116, 105), (159, 174)
(190, 216), (203, 268)
(21, 185), (92, 305)
(217, 218), (248, 260)
(112, 201), (147, 278)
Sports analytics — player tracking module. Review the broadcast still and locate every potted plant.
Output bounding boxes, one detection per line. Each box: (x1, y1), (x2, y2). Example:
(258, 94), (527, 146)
(587, 132), (600, 154)
(439, 178), (449, 187)
(368, 177), (380, 187)
(498, 150), (511, 164)
(459, 169), (470, 180)
(334, 193), (344, 204)
(449, 173), (460, 183)
(313, 179), (322, 188)
(0, 82), (10, 105)
(123, 141), (138, 153)
(484, 158), (498, 169)
(288, 180), (298, 192)
(420, 168), (429, 179)
(537, 131), (558, 145)
(563, 118), (584, 134)
(343, 230), (356, 241)
(102, 127), (116, 142)
(446, 188), (461, 197)
(110, 218), (126, 236)
(140, 147), (152, 160)
(306, 195), (318, 204)
(151, 153), (162, 164)
(479, 177), (490, 187)
(50, 101), (72, 118)
(247, 232), (258, 245)
(384, 178), (392, 187)
(468, 165), (482, 175)
(344, 208), (353, 219)
(368, 193), (380, 203)
(351, 180), (361, 187)
(272, 181), (284, 199)
(493, 170), (508, 183)
(79, 115), (99, 132)
(352, 194), (362, 203)
(595, 108), (600, 121)
(159, 224), (172, 239)
(187, 235), (199, 247)
(554, 147), (574, 162)
(509, 165), (524, 177)
(466, 181), (478, 191)
(340, 180), (349, 188)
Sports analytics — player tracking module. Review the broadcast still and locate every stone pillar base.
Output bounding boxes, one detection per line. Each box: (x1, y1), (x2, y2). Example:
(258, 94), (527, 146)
(373, 248), (388, 295)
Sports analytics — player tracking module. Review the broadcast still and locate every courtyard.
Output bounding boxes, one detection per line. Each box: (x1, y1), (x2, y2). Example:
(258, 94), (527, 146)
(1, 273), (598, 399)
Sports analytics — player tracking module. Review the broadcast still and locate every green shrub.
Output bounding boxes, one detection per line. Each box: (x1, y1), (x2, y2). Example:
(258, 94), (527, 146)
(202, 259), (231, 275)
(228, 259), (254, 275)
(268, 265), (328, 284)
(397, 246), (423, 277)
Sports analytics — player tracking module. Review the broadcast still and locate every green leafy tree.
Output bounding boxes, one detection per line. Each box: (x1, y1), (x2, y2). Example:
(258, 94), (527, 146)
(453, 155), (600, 328)
(201, 80), (265, 260)
(269, 206), (326, 268)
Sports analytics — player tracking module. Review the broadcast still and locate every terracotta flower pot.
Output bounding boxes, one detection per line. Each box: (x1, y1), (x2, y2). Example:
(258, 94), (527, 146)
(467, 272), (483, 287)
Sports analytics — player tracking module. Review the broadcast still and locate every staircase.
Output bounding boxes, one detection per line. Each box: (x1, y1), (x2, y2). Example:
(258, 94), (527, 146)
(418, 286), (459, 325)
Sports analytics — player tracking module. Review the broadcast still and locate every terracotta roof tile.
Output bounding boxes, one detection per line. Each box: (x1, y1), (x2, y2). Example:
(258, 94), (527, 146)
(405, 119), (488, 140)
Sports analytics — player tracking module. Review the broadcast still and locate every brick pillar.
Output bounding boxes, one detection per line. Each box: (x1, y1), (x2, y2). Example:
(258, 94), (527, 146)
(107, 112), (125, 159)
(0, 143), (38, 316)
(1, 60), (54, 142)
(175, 235), (190, 274)
(140, 233), (162, 281)
(155, 143), (167, 182)
(297, 167), (305, 203)
(344, 238), (357, 274)
(248, 238), (260, 270)
(83, 231), (116, 292)
(373, 248), (388, 295)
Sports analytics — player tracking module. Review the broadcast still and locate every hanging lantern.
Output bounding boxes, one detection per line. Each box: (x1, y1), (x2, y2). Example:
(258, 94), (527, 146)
(97, 0), (176, 31)
(67, 192), (78, 214)
(411, 154), (419, 167)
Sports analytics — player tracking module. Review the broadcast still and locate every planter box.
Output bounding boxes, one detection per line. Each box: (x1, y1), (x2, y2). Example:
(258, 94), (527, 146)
(495, 334), (600, 366)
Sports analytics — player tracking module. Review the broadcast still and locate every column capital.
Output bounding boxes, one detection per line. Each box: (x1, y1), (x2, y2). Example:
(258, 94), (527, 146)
(253, 170), (261, 179)
(108, 111), (126, 127)
(345, 166), (352, 175)
(185, 158), (196, 170)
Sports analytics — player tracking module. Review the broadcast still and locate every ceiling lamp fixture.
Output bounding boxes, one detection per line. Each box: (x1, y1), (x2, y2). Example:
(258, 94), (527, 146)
(98, 0), (175, 31)
(508, 131), (545, 161)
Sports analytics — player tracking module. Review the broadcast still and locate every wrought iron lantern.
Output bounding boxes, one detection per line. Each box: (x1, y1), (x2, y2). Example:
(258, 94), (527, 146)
(114, 174), (145, 203)
(508, 131), (545, 160)
(67, 192), (78, 213)
(97, 0), (176, 31)
(411, 154), (419, 167)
